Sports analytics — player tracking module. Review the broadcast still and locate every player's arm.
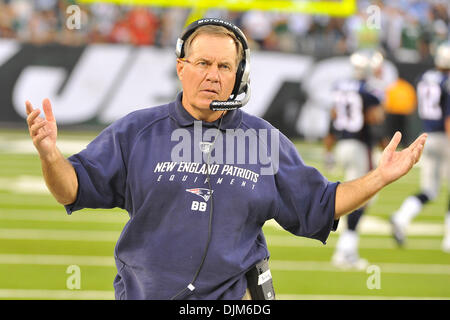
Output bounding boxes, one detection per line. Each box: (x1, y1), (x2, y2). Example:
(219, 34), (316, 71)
(323, 133), (336, 152)
(364, 104), (385, 125)
(324, 108), (337, 152)
(361, 86), (384, 125)
(26, 99), (78, 205)
(334, 131), (427, 219)
(322, 107), (337, 169)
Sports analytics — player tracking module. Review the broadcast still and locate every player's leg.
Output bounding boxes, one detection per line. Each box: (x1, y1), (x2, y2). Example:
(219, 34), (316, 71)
(332, 140), (370, 269)
(390, 193), (430, 246)
(332, 207), (369, 269)
(391, 134), (441, 246)
(442, 152), (450, 253)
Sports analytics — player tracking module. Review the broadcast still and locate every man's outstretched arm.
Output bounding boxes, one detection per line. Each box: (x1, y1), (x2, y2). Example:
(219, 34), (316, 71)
(26, 99), (78, 205)
(334, 131), (427, 219)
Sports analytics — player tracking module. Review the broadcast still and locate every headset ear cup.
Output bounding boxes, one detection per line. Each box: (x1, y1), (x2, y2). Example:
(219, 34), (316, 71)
(240, 58), (250, 94)
(232, 60), (245, 98)
(175, 38), (184, 58)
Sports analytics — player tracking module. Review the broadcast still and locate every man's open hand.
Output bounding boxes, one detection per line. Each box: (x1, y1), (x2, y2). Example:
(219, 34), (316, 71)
(377, 131), (427, 185)
(26, 99), (58, 160)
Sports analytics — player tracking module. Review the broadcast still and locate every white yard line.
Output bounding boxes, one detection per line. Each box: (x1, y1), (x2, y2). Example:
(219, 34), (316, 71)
(0, 210), (128, 224)
(0, 255), (448, 300)
(0, 213), (443, 238)
(0, 176), (49, 194)
(0, 289), (114, 300)
(265, 217), (444, 236)
(269, 260), (450, 275)
(266, 235), (445, 250)
(0, 289), (447, 300)
(0, 227), (444, 251)
(0, 254), (449, 276)
(0, 228), (120, 242)
(0, 254), (115, 266)
(0, 139), (89, 155)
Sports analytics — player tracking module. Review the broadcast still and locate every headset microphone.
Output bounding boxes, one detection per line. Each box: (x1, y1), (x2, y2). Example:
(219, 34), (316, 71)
(210, 99), (242, 111)
(210, 85), (251, 111)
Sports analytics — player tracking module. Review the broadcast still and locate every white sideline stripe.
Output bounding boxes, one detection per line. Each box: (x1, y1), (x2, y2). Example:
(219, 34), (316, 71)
(270, 260), (450, 275)
(0, 254), (449, 276)
(276, 294), (450, 300)
(0, 289), (114, 300)
(0, 254), (115, 266)
(0, 229), (120, 242)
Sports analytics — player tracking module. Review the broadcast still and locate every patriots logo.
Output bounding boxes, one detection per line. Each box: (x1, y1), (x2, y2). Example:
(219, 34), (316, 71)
(199, 141), (213, 154)
(186, 188), (214, 202)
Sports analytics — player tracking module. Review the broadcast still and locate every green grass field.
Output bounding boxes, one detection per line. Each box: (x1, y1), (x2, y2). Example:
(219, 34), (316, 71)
(0, 129), (448, 300)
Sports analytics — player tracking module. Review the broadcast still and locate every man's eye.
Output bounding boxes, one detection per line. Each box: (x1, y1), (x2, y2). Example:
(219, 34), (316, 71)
(220, 65), (231, 70)
(197, 61), (207, 66)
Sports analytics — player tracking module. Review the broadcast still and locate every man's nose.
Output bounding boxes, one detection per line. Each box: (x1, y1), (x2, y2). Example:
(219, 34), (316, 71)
(205, 64), (220, 82)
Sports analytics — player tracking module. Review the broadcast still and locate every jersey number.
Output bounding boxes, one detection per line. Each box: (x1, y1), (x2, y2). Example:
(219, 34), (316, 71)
(417, 81), (442, 120)
(332, 91), (364, 133)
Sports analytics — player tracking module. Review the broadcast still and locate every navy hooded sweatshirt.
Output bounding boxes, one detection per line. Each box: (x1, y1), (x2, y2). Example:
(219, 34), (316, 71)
(65, 92), (339, 300)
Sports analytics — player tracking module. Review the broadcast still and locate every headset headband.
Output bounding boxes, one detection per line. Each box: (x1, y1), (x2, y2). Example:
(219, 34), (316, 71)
(176, 19), (249, 58)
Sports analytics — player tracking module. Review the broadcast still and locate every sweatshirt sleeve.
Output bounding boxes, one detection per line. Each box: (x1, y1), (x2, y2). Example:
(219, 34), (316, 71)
(64, 119), (129, 214)
(273, 134), (339, 244)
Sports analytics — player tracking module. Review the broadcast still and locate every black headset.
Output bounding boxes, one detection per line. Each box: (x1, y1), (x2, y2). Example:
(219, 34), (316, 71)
(175, 18), (251, 110)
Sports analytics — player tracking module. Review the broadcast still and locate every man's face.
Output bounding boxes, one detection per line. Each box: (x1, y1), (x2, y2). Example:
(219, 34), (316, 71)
(177, 33), (238, 114)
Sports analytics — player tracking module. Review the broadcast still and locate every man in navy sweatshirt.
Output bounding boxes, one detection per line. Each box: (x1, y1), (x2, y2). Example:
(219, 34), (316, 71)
(25, 19), (427, 300)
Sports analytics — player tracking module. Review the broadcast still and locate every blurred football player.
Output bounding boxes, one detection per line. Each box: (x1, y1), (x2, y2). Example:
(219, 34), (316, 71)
(390, 42), (450, 252)
(325, 49), (385, 269)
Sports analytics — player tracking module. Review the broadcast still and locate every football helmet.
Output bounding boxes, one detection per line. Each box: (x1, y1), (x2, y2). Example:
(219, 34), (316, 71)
(434, 41), (450, 70)
(350, 49), (384, 80)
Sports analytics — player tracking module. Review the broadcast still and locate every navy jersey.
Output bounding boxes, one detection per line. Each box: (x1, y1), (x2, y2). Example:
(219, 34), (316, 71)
(65, 92), (339, 300)
(416, 70), (450, 133)
(330, 79), (381, 145)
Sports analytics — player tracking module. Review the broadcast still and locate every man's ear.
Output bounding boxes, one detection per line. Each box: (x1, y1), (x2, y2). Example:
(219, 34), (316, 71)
(176, 59), (184, 81)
